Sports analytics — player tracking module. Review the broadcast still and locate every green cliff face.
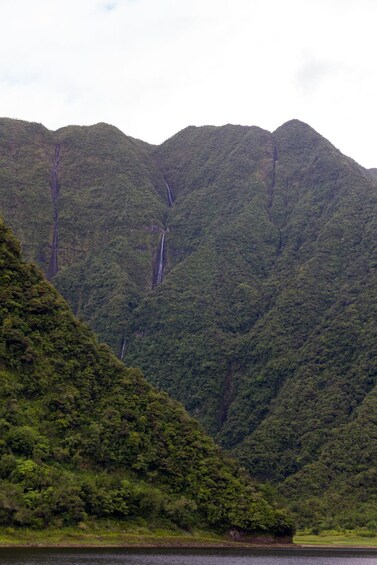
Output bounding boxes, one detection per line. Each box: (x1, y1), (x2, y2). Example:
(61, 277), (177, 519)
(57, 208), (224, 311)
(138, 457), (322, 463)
(1, 117), (376, 530)
(0, 118), (167, 354)
(0, 217), (292, 535)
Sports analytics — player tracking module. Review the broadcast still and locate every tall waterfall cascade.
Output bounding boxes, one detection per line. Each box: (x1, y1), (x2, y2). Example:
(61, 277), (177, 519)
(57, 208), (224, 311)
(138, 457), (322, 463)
(165, 180), (174, 207)
(156, 231), (166, 285)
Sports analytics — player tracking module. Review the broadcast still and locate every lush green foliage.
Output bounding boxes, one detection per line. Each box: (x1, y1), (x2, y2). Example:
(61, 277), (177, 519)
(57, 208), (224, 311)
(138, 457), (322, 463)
(1, 117), (377, 530)
(0, 218), (292, 535)
(128, 121), (377, 530)
(0, 119), (168, 353)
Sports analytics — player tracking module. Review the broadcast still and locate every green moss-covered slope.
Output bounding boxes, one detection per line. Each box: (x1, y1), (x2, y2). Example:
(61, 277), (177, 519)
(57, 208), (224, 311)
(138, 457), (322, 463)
(0, 217), (292, 535)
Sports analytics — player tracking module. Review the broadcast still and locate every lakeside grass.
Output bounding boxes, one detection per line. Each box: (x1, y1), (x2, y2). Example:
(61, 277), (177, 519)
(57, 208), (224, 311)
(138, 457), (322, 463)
(0, 522), (239, 548)
(294, 530), (377, 547)
(2, 524), (377, 548)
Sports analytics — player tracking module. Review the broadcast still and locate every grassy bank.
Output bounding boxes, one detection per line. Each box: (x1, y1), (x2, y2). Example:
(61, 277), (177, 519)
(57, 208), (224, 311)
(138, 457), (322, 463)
(295, 530), (377, 547)
(3, 523), (377, 548)
(0, 527), (220, 547)
(0, 521), (253, 548)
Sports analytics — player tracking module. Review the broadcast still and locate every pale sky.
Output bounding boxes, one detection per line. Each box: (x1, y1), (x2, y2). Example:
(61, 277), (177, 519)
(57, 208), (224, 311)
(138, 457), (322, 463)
(1, 0), (377, 167)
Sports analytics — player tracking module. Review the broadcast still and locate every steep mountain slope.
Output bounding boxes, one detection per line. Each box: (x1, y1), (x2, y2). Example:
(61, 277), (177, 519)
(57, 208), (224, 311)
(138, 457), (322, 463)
(0, 217), (292, 535)
(0, 118), (168, 353)
(1, 117), (376, 529)
(126, 124), (280, 430)
(125, 121), (377, 528)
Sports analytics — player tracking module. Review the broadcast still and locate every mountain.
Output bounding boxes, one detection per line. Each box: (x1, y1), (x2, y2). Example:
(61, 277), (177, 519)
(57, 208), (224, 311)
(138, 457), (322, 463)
(0, 117), (376, 530)
(0, 216), (292, 536)
(0, 118), (168, 353)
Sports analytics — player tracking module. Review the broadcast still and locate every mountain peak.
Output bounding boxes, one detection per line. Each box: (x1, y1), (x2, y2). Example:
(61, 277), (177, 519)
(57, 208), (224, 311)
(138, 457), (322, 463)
(273, 118), (327, 142)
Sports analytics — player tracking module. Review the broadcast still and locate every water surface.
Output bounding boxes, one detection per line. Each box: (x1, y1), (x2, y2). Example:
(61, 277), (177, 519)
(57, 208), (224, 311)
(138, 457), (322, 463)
(1, 547), (377, 564)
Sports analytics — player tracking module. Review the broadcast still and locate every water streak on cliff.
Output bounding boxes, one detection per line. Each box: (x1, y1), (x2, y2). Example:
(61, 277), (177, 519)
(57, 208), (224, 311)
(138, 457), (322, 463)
(156, 231), (166, 285)
(120, 336), (126, 360)
(268, 143), (278, 209)
(165, 180), (174, 207)
(47, 144), (61, 279)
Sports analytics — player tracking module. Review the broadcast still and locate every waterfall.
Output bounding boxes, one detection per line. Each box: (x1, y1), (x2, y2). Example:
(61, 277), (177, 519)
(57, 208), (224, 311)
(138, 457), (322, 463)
(271, 144), (278, 189)
(165, 180), (174, 207)
(156, 231), (166, 285)
(120, 336), (126, 360)
(152, 229), (168, 288)
(267, 143), (278, 210)
(47, 144), (61, 279)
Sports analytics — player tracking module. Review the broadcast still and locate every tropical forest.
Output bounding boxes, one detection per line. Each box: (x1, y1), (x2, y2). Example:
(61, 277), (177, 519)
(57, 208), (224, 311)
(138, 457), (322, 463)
(0, 116), (376, 541)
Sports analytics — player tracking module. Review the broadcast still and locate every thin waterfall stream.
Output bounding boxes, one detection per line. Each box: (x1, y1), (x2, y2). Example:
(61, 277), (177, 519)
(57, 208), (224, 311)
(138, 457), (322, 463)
(165, 179), (174, 207)
(156, 231), (166, 285)
(267, 143), (278, 209)
(120, 336), (126, 360)
(120, 178), (172, 357)
(120, 227), (166, 358)
(47, 144), (61, 279)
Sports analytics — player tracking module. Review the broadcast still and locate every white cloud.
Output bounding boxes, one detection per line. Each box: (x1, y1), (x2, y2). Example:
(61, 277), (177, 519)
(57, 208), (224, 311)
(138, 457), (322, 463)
(1, 0), (377, 166)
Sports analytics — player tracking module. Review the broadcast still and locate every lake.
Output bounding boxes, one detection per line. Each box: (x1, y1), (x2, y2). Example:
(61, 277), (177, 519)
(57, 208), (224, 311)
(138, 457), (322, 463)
(1, 547), (377, 564)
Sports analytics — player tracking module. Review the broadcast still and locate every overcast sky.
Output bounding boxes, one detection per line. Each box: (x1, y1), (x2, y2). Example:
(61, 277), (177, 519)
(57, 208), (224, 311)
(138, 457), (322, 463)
(1, 0), (377, 167)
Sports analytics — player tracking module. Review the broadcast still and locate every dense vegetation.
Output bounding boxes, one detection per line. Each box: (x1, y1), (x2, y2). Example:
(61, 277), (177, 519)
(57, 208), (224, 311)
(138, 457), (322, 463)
(0, 218), (292, 535)
(0, 118), (167, 353)
(130, 121), (377, 531)
(1, 117), (376, 530)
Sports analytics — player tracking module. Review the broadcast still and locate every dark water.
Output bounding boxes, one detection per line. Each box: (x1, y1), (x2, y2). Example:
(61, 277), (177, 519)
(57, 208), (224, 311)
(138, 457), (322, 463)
(0, 548), (377, 564)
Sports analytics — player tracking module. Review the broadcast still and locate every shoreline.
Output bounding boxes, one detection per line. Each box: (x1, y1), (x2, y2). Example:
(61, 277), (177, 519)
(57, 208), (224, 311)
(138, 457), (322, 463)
(0, 541), (377, 550)
(1, 527), (377, 550)
(0, 540), (296, 549)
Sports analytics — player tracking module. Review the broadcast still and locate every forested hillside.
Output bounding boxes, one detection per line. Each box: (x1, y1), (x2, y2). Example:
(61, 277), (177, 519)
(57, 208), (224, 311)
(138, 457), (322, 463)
(0, 217), (292, 536)
(0, 118), (167, 353)
(1, 117), (376, 529)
